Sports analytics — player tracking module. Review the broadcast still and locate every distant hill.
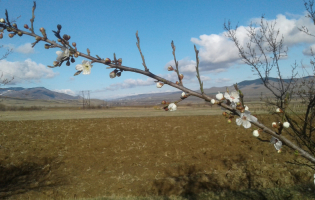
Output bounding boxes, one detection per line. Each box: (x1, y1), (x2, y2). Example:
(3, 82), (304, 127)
(0, 87), (81, 100)
(109, 76), (311, 106)
(0, 76), (311, 106)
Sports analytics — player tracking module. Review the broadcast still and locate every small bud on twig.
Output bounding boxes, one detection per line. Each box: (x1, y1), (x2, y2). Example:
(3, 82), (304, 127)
(105, 58), (111, 64)
(24, 24), (29, 29)
(12, 23), (17, 28)
(8, 33), (14, 38)
(72, 42), (76, 47)
(168, 65), (174, 71)
(0, 18), (5, 23)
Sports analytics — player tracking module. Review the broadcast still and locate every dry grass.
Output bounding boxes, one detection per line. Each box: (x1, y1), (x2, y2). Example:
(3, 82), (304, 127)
(0, 112), (314, 199)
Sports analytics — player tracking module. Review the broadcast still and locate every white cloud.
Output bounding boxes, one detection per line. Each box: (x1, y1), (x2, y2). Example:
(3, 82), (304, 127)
(105, 77), (156, 91)
(200, 75), (211, 82)
(4, 43), (35, 54)
(186, 13), (315, 74)
(53, 89), (76, 96)
(0, 59), (59, 84)
(15, 43), (35, 54)
(216, 78), (231, 83)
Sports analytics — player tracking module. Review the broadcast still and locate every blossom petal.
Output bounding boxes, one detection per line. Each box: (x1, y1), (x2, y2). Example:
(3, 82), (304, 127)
(236, 118), (242, 126)
(243, 120), (251, 128)
(76, 64), (83, 71)
(274, 141), (282, 150)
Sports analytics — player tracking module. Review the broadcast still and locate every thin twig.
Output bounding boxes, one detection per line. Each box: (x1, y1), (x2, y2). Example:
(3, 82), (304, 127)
(30, 1), (36, 34)
(136, 31), (149, 72)
(194, 45), (204, 94)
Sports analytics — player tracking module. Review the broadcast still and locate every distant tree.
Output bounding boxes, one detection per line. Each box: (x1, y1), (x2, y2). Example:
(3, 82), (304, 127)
(223, 0), (315, 169)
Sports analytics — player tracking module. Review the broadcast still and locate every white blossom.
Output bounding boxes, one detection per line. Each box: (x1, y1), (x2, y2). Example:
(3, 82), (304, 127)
(56, 47), (70, 62)
(224, 90), (239, 103)
(236, 110), (257, 129)
(75, 60), (92, 75)
(253, 130), (259, 137)
(283, 122), (290, 128)
(270, 137), (282, 151)
(244, 105), (249, 111)
(168, 103), (177, 111)
(211, 99), (216, 104)
(156, 82), (164, 88)
(181, 92), (186, 97)
(216, 92), (223, 100)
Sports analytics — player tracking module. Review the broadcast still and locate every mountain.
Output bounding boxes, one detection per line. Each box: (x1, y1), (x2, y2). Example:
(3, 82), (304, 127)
(109, 76), (310, 106)
(0, 87), (81, 100)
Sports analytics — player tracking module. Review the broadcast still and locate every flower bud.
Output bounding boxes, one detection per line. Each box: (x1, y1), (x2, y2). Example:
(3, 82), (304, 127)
(164, 107), (169, 111)
(179, 74), (184, 80)
(72, 42), (76, 47)
(252, 130), (259, 137)
(118, 58), (122, 63)
(40, 27), (45, 32)
(35, 36), (42, 41)
(116, 71), (121, 77)
(0, 33), (3, 39)
(17, 32), (23, 36)
(24, 24), (29, 29)
(66, 60), (70, 66)
(210, 99), (216, 104)
(168, 65), (174, 71)
(8, 33), (14, 38)
(53, 61), (59, 66)
(71, 57), (75, 63)
(222, 112), (227, 116)
(276, 108), (283, 113)
(277, 149), (282, 153)
(105, 58), (111, 64)
(161, 100), (166, 104)
(63, 34), (70, 41)
(44, 44), (50, 49)
(227, 119), (232, 123)
(176, 81), (179, 85)
(12, 23), (17, 28)
(110, 71), (116, 78)
(283, 122), (290, 128)
(156, 82), (164, 88)
(74, 52), (79, 58)
(57, 24), (62, 30)
(181, 92), (186, 98)
(0, 18), (5, 23)
(58, 38), (62, 42)
(272, 122), (278, 128)
(244, 105), (249, 111)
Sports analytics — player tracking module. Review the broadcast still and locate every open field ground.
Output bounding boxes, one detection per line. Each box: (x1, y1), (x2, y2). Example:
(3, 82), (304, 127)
(0, 109), (315, 200)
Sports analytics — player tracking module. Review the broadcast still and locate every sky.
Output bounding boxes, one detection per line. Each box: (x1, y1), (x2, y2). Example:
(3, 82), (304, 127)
(0, 0), (314, 100)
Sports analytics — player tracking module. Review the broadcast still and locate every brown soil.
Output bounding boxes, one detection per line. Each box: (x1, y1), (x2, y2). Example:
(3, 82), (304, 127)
(0, 114), (314, 199)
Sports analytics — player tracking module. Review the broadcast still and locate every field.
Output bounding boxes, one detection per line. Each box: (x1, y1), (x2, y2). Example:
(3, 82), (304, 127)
(0, 107), (315, 200)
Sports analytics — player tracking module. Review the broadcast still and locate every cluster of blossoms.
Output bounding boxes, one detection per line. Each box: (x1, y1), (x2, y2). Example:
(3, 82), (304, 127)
(212, 89), (291, 153)
(161, 100), (177, 111)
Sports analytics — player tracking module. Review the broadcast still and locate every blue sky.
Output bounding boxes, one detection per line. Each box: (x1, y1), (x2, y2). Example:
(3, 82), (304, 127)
(0, 0), (314, 99)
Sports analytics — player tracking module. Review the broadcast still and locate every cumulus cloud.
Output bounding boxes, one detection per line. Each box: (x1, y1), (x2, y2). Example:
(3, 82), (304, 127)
(53, 89), (76, 96)
(15, 43), (35, 54)
(105, 77), (156, 91)
(168, 13), (315, 76)
(0, 59), (59, 84)
(4, 43), (35, 54)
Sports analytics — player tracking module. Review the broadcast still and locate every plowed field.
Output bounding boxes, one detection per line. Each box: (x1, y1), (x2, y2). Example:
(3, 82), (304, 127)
(0, 114), (314, 199)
